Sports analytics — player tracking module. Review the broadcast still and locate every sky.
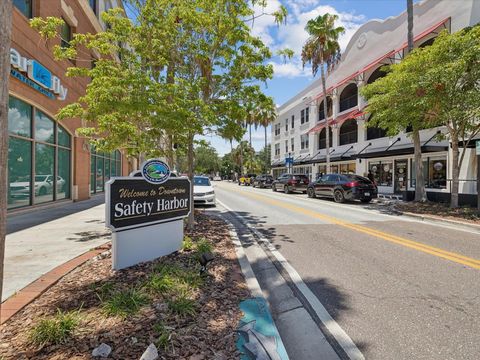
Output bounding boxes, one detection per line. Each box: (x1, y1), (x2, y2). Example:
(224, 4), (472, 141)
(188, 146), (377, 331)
(203, 0), (418, 155)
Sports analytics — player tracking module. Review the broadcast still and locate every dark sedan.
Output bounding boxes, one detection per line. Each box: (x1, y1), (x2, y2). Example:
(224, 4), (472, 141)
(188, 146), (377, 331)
(272, 174), (310, 194)
(252, 174), (274, 188)
(307, 174), (377, 203)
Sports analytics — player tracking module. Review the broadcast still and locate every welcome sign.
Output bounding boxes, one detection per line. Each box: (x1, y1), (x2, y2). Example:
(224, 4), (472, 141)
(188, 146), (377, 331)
(106, 177), (191, 230)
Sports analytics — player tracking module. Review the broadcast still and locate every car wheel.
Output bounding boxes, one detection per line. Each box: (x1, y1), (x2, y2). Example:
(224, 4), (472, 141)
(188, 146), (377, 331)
(307, 188), (316, 198)
(284, 185), (291, 194)
(272, 185), (277, 192)
(361, 198), (372, 203)
(333, 189), (345, 203)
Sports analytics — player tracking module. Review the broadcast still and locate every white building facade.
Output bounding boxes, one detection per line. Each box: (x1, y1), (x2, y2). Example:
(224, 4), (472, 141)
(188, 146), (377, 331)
(271, 0), (480, 205)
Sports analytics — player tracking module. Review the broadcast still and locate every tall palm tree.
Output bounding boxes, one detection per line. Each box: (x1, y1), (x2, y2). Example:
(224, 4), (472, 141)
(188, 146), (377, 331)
(302, 14), (344, 173)
(406, 0), (427, 202)
(257, 96), (277, 172)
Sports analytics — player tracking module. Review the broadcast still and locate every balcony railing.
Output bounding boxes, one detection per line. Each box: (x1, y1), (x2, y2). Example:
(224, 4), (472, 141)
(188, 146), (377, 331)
(339, 94), (358, 112)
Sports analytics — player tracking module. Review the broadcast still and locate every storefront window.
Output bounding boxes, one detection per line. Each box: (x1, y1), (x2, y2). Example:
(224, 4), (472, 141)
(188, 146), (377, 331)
(369, 161), (393, 186)
(411, 157), (447, 189)
(13, 0), (33, 18)
(7, 96), (72, 209)
(340, 163), (356, 174)
(8, 138), (32, 209)
(35, 144), (55, 204)
(90, 150), (122, 194)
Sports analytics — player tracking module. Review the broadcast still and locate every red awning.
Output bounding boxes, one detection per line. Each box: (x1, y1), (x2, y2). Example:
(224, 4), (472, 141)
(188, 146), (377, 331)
(312, 17), (450, 103)
(330, 108), (365, 127)
(308, 119), (332, 134)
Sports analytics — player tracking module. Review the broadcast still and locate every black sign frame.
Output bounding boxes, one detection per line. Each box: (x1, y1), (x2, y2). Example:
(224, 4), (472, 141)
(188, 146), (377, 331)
(106, 177), (191, 231)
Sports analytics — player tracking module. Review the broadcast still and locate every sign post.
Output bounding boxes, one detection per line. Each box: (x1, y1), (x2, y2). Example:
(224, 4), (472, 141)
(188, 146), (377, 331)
(106, 160), (191, 270)
(476, 140), (480, 211)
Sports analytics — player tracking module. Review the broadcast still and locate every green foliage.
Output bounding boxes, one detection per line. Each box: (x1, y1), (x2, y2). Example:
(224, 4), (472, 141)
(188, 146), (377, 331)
(181, 236), (194, 251)
(194, 142), (220, 175)
(166, 294), (196, 316)
(195, 238), (213, 255)
(100, 288), (148, 318)
(29, 309), (80, 347)
(153, 322), (172, 351)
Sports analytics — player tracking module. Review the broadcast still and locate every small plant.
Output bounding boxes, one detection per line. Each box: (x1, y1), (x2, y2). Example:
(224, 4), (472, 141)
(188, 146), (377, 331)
(195, 238), (214, 255)
(181, 236), (194, 251)
(101, 288), (148, 318)
(167, 293), (196, 316)
(29, 309), (80, 347)
(153, 322), (172, 351)
(93, 282), (114, 301)
(145, 273), (177, 295)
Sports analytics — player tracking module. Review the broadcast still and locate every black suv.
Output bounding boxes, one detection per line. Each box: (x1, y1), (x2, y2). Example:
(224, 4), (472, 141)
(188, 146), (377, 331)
(307, 174), (377, 203)
(252, 174), (274, 188)
(272, 174), (310, 194)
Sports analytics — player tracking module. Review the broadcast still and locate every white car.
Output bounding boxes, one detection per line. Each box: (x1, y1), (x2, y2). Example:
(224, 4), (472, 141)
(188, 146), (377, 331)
(193, 176), (216, 206)
(213, 176), (222, 181)
(10, 175), (65, 197)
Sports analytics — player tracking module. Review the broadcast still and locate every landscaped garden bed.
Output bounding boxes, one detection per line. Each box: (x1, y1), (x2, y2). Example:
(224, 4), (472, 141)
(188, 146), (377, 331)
(395, 201), (480, 225)
(0, 212), (249, 359)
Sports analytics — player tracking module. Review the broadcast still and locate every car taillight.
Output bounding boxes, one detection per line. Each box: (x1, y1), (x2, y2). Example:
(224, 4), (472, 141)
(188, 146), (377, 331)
(289, 179), (297, 185)
(346, 181), (359, 187)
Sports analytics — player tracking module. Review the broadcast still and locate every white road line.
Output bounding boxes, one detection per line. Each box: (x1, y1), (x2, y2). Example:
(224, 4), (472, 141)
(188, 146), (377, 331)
(217, 199), (365, 360)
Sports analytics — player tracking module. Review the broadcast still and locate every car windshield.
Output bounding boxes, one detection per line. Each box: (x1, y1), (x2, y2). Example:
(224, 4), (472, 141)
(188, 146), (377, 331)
(35, 175), (49, 182)
(194, 177), (211, 186)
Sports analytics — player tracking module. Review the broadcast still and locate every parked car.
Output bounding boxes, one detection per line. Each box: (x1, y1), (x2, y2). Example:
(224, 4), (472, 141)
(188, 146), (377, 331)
(252, 174), (274, 188)
(193, 176), (216, 206)
(10, 175), (65, 198)
(238, 173), (256, 186)
(213, 175), (222, 181)
(307, 174), (377, 203)
(272, 174), (310, 194)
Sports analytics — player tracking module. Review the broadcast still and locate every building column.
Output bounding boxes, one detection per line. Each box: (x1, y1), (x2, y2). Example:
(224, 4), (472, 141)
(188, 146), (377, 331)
(73, 137), (91, 201)
(357, 118), (366, 142)
(357, 79), (367, 109)
(332, 90), (339, 119)
(332, 126), (339, 148)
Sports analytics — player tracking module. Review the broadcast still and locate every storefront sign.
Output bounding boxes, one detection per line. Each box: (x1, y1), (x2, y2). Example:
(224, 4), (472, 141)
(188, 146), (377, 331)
(10, 48), (68, 100)
(106, 177), (191, 231)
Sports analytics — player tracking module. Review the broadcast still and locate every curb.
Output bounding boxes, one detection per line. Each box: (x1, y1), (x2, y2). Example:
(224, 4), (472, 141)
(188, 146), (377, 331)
(399, 211), (480, 231)
(1, 245), (109, 324)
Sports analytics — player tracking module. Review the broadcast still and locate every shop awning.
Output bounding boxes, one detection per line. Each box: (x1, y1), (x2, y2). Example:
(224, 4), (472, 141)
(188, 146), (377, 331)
(355, 142), (448, 159)
(308, 119), (333, 134)
(294, 153), (311, 164)
(305, 153), (354, 164)
(271, 159), (285, 167)
(330, 108), (365, 127)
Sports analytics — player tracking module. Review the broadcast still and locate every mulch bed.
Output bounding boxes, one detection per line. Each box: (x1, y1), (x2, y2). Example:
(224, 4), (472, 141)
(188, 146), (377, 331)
(395, 201), (480, 225)
(0, 212), (250, 359)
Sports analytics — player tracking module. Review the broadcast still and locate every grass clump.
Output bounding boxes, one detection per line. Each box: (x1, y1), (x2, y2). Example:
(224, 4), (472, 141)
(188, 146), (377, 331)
(101, 288), (148, 318)
(29, 309), (80, 347)
(195, 238), (213, 255)
(150, 263), (203, 292)
(167, 293), (196, 316)
(181, 236), (194, 251)
(153, 321), (173, 350)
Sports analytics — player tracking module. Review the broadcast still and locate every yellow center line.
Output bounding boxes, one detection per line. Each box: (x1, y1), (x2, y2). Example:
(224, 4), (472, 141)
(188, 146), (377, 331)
(225, 186), (480, 270)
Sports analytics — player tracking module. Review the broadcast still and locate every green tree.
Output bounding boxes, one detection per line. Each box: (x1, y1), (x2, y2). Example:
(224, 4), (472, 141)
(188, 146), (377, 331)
(301, 14), (344, 173)
(0, 0), (13, 316)
(257, 144), (271, 173)
(194, 142), (220, 175)
(31, 0), (288, 229)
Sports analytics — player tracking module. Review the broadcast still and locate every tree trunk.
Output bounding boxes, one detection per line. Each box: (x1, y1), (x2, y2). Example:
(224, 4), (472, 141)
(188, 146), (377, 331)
(240, 143), (244, 175)
(264, 126), (268, 173)
(187, 132), (195, 230)
(0, 0), (13, 316)
(450, 139), (460, 208)
(249, 124), (252, 147)
(413, 129), (427, 202)
(319, 60), (330, 173)
(407, 0), (414, 53)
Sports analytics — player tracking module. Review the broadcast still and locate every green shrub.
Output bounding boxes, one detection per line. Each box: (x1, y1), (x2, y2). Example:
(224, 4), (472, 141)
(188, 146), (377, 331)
(181, 236), (194, 251)
(167, 294), (196, 316)
(195, 238), (213, 255)
(29, 309), (79, 346)
(101, 288), (148, 318)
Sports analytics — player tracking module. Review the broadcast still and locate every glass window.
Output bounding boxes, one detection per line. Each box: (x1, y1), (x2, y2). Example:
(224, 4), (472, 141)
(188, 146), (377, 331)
(369, 161), (393, 187)
(340, 163), (356, 174)
(89, 0), (97, 14)
(57, 148), (71, 199)
(35, 144), (55, 204)
(61, 20), (72, 48)
(116, 160), (121, 176)
(58, 125), (71, 148)
(35, 110), (55, 144)
(411, 157), (446, 189)
(96, 156), (104, 192)
(8, 137), (32, 209)
(90, 155), (96, 194)
(13, 0), (32, 18)
(8, 97), (32, 138)
(105, 158), (111, 182)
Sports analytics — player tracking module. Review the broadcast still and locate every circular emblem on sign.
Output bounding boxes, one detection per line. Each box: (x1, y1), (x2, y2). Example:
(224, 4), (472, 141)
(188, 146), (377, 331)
(141, 159), (171, 184)
(357, 33), (367, 49)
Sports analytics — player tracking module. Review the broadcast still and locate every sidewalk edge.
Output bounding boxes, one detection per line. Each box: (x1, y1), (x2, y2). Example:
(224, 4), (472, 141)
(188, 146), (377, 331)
(1, 245), (109, 324)
(400, 211), (480, 231)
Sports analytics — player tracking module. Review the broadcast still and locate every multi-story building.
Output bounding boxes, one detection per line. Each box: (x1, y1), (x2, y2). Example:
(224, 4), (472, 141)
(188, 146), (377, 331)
(271, 0), (480, 205)
(7, 0), (133, 212)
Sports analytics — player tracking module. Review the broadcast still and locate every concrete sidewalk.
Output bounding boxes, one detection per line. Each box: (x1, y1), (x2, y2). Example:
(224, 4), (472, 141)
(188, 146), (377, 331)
(4, 197), (111, 301)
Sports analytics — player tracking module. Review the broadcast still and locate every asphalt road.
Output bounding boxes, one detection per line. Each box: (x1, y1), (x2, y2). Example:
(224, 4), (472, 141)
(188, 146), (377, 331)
(211, 181), (480, 360)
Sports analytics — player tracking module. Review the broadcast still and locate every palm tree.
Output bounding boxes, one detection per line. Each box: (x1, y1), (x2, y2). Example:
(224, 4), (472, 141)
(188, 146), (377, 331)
(301, 14), (344, 173)
(257, 96), (277, 173)
(406, 0), (427, 202)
